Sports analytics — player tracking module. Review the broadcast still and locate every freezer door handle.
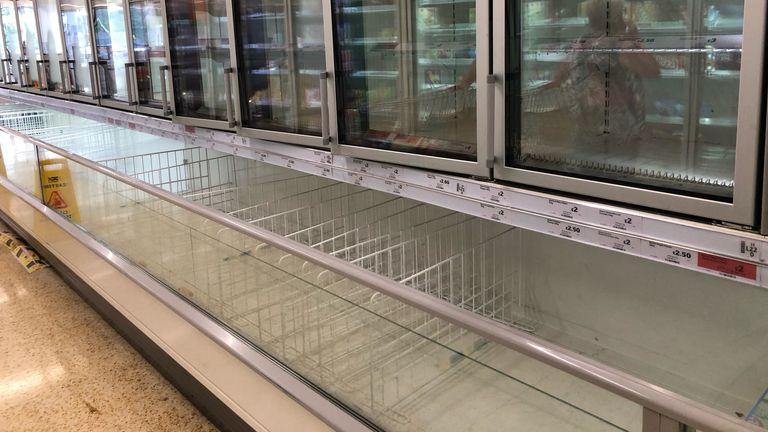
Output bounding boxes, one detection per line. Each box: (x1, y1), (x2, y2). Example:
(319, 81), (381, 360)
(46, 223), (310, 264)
(16, 59), (27, 87)
(58, 60), (72, 93)
(320, 71), (331, 146)
(88, 61), (99, 99)
(159, 65), (172, 116)
(35, 60), (48, 90)
(124, 63), (138, 106)
(223, 67), (236, 127)
(486, 75), (496, 169)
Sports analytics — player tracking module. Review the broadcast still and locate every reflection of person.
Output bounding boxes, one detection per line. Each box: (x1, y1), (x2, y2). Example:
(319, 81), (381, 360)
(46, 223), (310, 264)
(550, 0), (660, 151)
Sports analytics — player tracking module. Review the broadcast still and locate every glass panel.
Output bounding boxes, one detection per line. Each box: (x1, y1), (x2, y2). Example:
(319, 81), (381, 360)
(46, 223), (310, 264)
(235, 0), (325, 136)
(37, 0), (66, 92)
(166, 0), (231, 121)
(61, 0), (96, 96)
(92, 0), (130, 101)
(333, 0), (478, 161)
(509, 0), (745, 201)
(17, 0), (41, 88)
(1, 0), (21, 84)
(28, 137), (622, 431)
(128, 0), (166, 107)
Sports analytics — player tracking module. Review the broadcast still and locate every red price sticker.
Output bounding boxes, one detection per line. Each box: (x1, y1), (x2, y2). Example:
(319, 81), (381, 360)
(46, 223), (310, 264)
(697, 253), (757, 281)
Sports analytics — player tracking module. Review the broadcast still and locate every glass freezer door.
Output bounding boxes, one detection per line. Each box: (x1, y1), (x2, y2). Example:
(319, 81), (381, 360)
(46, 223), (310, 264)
(61, 0), (97, 97)
(499, 0), (765, 224)
(330, 0), (490, 176)
(16, 0), (42, 89)
(37, 0), (66, 93)
(0, 0), (21, 85)
(128, 0), (169, 113)
(234, 0), (325, 142)
(165, 0), (237, 128)
(92, 0), (132, 104)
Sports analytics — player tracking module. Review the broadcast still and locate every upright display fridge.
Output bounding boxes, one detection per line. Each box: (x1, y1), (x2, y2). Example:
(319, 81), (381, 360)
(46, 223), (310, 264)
(164, 0), (239, 130)
(36, 0), (67, 95)
(127, 0), (171, 116)
(16, 0), (44, 92)
(494, 0), (765, 225)
(233, 0), (327, 146)
(91, 0), (135, 109)
(0, 0), (21, 86)
(327, 0), (492, 176)
(60, 0), (99, 102)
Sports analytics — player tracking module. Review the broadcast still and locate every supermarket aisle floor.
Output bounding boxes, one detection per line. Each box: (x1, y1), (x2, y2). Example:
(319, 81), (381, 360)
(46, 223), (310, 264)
(0, 220), (218, 432)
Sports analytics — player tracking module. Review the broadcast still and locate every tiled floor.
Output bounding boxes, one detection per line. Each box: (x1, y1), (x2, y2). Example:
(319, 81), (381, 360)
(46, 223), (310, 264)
(0, 220), (218, 432)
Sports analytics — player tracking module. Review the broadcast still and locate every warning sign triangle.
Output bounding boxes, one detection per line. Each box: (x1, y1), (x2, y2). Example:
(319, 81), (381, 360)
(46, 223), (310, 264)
(47, 191), (68, 209)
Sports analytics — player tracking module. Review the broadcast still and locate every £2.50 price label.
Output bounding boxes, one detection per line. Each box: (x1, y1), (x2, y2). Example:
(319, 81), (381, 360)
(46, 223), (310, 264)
(644, 241), (696, 268)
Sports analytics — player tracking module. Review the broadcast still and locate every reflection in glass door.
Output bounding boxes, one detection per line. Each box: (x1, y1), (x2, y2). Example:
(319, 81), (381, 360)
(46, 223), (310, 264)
(17, 0), (42, 89)
(333, 0), (478, 161)
(0, 0), (21, 85)
(37, 0), (66, 92)
(128, 0), (167, 109)
(61, 0), (96, 96)
(507, 0), (748, 201)
(92, 0), (131, 102)
(166, 0), (233, 123)
(235, 0), (325, 136)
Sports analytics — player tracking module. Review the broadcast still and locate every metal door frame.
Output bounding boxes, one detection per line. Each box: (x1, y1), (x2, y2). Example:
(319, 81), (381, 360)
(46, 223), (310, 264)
(164, 0), (240, 131)
(91, 0), (137, 111)
(35, 0), (68, 98)
(233, 0), (327, 148)
(46, 0), (71, 99)
(0, 0), (25, 89)
(323, 0), (492, 178)
(128, 0), (171, 117)
(17, 0), (47, 95)
(492, 0), (766, 226)
(59, 0), (99, 104)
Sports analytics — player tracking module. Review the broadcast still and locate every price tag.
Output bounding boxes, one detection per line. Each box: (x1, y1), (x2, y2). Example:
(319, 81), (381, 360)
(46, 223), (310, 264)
(697, 253), (757, 281)
(427, 174), (453, 191)
(351, 158), (372, 173)
(478, 184), (505, 203)
(644, 241), (696, 268)
(317, 165), (332, 177)
(348, 171), (365, 186)
(479, 203), (507, 222)
(598, 209), (641, 231)
(385, 180), (405, 195)
(546, 219), (584, 240)
(257, 152), (269, 162)
(281, 156), (295, 169)
(548, 199), (582, 220)
(596, 230), (638, 253)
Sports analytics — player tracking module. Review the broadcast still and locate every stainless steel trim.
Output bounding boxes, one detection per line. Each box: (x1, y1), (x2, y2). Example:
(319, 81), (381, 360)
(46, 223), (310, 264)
(4, 125), (759, 432)
(223, 67), (236, 127)
(0, 176), (375, 432)
(320, 71), (330, 146)
(238, 127), (325, 148)
(321, 0), (338, 154)
(159, 65), (171, 116)
(35, 60), (46, 90)
(338, 144), (491, 177)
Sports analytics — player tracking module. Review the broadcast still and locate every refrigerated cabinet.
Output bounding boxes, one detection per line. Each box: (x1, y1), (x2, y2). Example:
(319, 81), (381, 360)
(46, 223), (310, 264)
(164, 0), (238, 129)
(16, 0), (44, 92)
(37, 0), (67, 95)
(60, 0), (98, 101)
(327, 0), (492, 176)
(0, 0), (21, 86)
(495, 0), (765, 225)
(91, 0), (134, 109)
(233, 0), (327, 146)
(127, 0), (171, 116)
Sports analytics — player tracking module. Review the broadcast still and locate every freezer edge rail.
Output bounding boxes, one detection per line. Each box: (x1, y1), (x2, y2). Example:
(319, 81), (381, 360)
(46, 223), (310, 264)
(2, 124), (761, 432)
(3, 88), (768, 289)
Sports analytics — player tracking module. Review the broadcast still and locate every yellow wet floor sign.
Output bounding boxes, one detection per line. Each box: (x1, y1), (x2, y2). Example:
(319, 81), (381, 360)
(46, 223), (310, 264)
(40, 158), (80, 223)
(0, 231), (49, 273)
